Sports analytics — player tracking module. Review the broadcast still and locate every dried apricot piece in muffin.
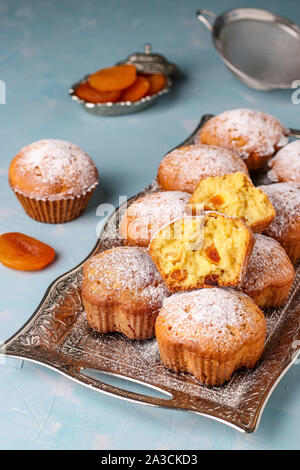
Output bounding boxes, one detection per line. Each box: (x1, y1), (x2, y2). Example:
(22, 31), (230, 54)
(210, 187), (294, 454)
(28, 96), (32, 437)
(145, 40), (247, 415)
(155, 288), (266, 386)
(88, 64), (137, 91)
(188, 172), (275, 233)
(149, 213), (254, 293)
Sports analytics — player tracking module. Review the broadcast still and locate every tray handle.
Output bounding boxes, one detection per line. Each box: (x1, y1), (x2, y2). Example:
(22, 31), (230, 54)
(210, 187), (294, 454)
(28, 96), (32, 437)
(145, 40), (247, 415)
(72, 367), (180, 409)
(289, 128), (300, 139)
(196, 9), (217, 32)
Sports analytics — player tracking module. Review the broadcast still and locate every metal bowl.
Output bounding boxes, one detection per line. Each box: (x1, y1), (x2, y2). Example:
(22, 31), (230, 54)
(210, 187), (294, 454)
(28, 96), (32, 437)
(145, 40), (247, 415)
(69, 44), (178, 116)
(69, 75), (172, 116)
(197, 8), (300, 90)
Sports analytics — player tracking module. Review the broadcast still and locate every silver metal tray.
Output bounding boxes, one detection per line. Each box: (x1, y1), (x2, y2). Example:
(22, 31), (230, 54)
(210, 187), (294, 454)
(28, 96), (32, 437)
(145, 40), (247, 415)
(1, 115), (300, 433)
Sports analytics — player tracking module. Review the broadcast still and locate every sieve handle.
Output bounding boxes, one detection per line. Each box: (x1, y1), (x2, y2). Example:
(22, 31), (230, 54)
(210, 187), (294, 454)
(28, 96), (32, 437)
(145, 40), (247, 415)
(196, 9), (217, 31)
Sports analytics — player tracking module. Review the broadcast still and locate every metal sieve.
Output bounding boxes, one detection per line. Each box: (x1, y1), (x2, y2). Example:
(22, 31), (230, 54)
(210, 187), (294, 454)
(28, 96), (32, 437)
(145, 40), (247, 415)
(197, 8), (300, 90)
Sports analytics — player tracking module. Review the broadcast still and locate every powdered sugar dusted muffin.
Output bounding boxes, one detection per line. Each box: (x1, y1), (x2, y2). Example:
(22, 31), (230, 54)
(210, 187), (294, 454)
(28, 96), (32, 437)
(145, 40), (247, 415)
(242, 234), (295, 308)
(82, 246), (169, 340)
(196, 109), (289, 172)
(157, 144), (249, 193)
(9, 139), (99, 223)
(268, 140), (300, 184)
(155, 288), (266, 386)
(119, 191), (190, 247)
(259, 183), (300, 263)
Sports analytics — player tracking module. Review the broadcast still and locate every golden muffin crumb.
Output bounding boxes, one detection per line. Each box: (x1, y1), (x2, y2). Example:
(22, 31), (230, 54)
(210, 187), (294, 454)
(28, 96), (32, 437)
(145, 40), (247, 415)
(188, 172), (275, 232)
(149, 213), (254, 293)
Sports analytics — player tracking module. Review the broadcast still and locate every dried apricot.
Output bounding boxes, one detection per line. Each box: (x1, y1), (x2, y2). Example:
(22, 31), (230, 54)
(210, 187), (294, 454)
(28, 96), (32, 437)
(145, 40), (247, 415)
(0, 233), (55, 271)
(75, 82), (121, 103)
(88, 64), (137, 91)
(120, 75), (150, 102)
(143, 73), (167, 95)
(205, 245), (221, 264)
(209, 195), (224, 207)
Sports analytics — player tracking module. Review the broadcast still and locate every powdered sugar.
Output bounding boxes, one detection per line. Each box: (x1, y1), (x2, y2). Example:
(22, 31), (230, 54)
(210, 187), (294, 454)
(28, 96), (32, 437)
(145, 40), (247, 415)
(121, 191), (190, 242)
(158, 144), (249, 192)
(198, 109), (289, 159)
(268, 140), (300, 183)
(259, 183), (300, 238)
(159, 288), (261, 346)
(83, 246), (169, 307)
(13, 139), (98, 199)
(242, 234), (294, 292)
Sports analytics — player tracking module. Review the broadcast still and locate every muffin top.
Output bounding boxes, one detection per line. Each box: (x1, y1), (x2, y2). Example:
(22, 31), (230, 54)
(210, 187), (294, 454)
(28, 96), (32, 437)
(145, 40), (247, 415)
(9, 139), (99, 200)
(268, 140), (300, 183)
(82, 246), (169, 313)
(197, 109), (289, 159)
(242, 234), (295, 293)
(156, 288), (265, 354)
(259, 183), (300, 240)
(119, 191), (190, 246)
(157, 144), (249, 193)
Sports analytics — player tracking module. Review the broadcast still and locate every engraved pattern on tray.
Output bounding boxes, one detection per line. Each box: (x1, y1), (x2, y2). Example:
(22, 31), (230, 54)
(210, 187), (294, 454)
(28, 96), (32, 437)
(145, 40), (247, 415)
(2, 115), (300, 433)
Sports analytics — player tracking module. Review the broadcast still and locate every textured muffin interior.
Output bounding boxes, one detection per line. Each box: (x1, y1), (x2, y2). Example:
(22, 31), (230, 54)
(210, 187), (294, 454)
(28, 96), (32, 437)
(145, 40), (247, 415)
(189, 172), (275, 230)
(149, 215), (251, 292)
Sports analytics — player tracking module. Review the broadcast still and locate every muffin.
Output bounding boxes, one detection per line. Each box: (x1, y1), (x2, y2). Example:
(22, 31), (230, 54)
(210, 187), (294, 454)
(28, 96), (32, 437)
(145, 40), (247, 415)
(259, 183), (300, 263)
(9, 139), (99, 223)
(242, 234), (295, 308)
(188, 172), (275, 233)
(268, 140), (300, 184)
(82, 246), (169, 340)
(157, 144), (249, 193)
(155, 288), (266, 386)
(149, 213), (254, 292)
(196, 109), (289, 172)
(119, 191), (190, 247)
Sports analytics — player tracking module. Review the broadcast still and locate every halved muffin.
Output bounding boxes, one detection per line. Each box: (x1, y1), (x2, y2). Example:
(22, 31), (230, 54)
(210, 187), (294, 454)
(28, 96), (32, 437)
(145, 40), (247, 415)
(149, 213), (254, 292)
(188, 172), (275, 233)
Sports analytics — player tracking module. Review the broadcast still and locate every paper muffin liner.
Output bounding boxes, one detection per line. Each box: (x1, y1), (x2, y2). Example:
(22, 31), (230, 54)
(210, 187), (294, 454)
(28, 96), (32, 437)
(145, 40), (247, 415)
(83, 299), (158, 340)
(11, 181), (98, 223)
(156, 337), (264, 387)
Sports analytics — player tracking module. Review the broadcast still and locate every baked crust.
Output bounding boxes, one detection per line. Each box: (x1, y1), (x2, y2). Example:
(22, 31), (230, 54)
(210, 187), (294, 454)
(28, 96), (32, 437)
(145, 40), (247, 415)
(241, 234), (295, 308)
(196, 109), (288, 172)
(268, 140), (300, 184)
(259, 183), (300, 263)
(9, 139), (99, 223)
(119, 191), (190, 247)
(157, 144), (249, 193)
(82, 246), (169, 340)
(149, 213), (254, 293)
(155, 288), (266, 386)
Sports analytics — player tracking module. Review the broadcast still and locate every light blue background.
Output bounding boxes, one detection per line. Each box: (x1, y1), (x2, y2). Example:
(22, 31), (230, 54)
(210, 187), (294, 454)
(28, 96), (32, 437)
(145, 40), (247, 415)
(0, 0), (300, 450)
